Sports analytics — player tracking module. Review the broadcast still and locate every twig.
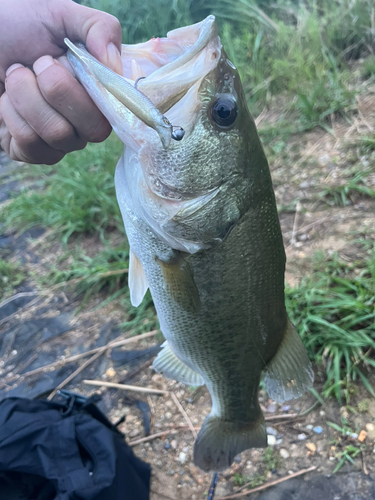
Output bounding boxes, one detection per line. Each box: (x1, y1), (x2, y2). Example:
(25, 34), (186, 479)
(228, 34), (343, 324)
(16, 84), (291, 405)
(8, 330), (158, 382)
(0, 293), (53, 327)
(128, 426), (200, 446)
(217, 466), (317, 499)
(47, 349), (104, 400)
(147, 394), (155, 431)
(289, 200), (301, 247)
(361, 449), (369, 475)
(171, 392), (198, 439)
(16, 353), (38, 374)
(265, 413), (299, 421)
(0, 291), (38, 310)
(83, 379), (169, 396)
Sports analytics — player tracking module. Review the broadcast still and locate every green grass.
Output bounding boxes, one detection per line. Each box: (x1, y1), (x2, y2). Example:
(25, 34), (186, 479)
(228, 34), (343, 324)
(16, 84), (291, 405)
(41, 245), (129, 303)
(318, 171), (375, 207)
(0, 136), (123, 244)
(231, 448), (279, 489)
(286, 250), (375, 403)
(0, 260), (25, 300)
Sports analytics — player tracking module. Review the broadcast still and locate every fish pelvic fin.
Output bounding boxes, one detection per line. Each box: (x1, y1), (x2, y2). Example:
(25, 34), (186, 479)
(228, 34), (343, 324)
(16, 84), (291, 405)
(129, 248), (149, 307)
(193, 412), (267, 472)
(264, 318), (314, 402)
(153, 341), (204, 386)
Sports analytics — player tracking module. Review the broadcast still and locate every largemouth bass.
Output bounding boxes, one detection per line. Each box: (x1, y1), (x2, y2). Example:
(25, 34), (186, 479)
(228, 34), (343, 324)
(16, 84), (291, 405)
(66, 15), (314, 472)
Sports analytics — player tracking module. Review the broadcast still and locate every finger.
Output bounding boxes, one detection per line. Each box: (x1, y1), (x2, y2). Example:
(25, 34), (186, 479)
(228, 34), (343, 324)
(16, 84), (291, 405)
(56, 0), (123, 74)
(0, 92), (64, 164)
(33, 56), (111, 143)
(5, 64), (87, 153)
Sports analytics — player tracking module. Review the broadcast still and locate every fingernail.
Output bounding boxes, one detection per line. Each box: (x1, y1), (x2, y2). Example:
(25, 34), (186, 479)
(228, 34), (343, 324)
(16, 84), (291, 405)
(106, 42), (123, 75)
(6, 64), (24, 77)
(33, 56), (54, 76)
(57, 56), (75, 76)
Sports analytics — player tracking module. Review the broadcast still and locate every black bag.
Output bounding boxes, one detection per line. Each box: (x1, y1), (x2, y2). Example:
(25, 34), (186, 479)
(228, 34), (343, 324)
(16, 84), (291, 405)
(0, 394), (151, 500)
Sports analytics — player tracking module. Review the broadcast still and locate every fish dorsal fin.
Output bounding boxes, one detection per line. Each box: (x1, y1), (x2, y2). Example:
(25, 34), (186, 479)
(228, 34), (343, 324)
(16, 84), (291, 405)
(128, 248), (149, 307)
(156, 255), (201, 313)
(153, 341), (204, 386)
(264, 319), (314, 402)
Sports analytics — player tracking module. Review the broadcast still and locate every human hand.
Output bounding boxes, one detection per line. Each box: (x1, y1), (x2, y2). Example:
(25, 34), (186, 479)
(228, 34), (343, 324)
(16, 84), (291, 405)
(0, 0), (123, 164)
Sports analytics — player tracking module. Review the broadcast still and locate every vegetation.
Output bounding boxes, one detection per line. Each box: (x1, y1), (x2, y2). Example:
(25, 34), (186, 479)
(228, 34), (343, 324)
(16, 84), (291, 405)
(286, 250), (375, 403)
(0, 259), (24, 300)
(232, 447), (279, 488)
(1, 0), (375, 400)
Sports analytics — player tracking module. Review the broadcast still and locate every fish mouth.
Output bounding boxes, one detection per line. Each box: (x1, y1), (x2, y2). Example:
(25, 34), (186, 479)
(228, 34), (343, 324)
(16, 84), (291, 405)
(65, 15), (221, 150)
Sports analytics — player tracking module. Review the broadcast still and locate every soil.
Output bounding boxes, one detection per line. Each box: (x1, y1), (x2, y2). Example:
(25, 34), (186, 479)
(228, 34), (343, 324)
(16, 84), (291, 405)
(1, 89), (375, 499)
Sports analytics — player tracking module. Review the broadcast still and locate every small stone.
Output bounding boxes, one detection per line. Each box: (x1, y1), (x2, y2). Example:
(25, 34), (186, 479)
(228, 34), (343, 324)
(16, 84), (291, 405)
(266, 426), (277, 436)
(329, 456), (335, 461)
(298, 433), (307, 440)
(129, 428), (140, 437)
(105, 367), (116, 378)
(215, 485), (231, 496)
(164, 443), (171, 450)
(276, 439), (283, 445)
(267, 404), (277, 413)
(306, 442), (316, 453)
(165, 412), (172, 419)
(282, 405), (291, 412)
(234, 456), (241, 463)
(313, 426), (323, 434)
(280, 448), (290, 459)
(358, 430), (367, 442)
(178, 452), (186, 463)
(365, 423), (375, 439)
(267, 435), (276, 446)
(171, 440), (177, 449)
(373, 445), (375, 454)
(306, 425), (313, 430)
(182, 446), (189, 453)
(319, 410), (326, 416)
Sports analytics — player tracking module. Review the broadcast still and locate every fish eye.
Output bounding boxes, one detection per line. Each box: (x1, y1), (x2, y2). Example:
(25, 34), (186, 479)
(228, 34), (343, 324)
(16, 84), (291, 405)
(211, 95), (237, 128)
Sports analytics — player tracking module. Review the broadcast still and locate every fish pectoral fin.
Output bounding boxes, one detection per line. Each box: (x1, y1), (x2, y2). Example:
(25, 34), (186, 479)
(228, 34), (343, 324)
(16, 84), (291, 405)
(194, 412), (267, 472)
(128, 248), (149, 307)
(152, 341), (204, 386)
(264, 319), (314, 403)
(156, 255), (201, 313)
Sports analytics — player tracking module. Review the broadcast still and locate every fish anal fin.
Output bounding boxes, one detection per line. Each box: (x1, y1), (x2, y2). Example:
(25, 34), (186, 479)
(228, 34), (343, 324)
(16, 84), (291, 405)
(153, 341), (204, 386)
(264, 319), (314, 403)
(156, 255), (201, 313)
(129, 248), (149, 307)
(194, 412), (267, 472)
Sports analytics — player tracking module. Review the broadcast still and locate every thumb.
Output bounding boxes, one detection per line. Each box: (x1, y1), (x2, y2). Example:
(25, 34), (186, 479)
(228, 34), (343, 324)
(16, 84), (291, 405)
(60, 1), (123, 74)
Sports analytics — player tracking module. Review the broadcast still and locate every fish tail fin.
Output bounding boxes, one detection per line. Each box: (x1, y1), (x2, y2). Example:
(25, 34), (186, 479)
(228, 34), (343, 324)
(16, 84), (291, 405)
(264, 318), (314, 403)
(193, 412), (266, 472)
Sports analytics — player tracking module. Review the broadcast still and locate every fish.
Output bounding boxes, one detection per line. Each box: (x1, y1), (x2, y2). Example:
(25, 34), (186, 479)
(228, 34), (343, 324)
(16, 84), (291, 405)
(66, 15), (314, 473)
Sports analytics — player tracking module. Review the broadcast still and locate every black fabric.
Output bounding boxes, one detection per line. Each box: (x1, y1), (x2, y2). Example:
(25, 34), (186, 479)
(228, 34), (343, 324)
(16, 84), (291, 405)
(0, 395), (151, 500)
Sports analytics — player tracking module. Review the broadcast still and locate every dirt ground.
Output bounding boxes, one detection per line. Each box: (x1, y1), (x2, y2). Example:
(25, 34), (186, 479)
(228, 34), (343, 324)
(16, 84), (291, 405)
(1, 90), (375, 499)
